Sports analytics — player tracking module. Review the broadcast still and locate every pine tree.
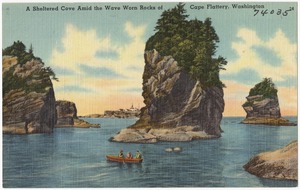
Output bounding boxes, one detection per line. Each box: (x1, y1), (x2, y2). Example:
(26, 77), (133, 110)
(145, 4), (226, 88)
(29, 44), (33, 54)
(249, 78), (277, 98)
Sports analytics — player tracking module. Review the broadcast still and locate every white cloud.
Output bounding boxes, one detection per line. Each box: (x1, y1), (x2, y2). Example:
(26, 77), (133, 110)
(50, 22), (146, 114)
(226, 28), (297, 82)
(125, 21), (146, 38)
(236, 28), (262, 46)
(50, 22), (146, 88)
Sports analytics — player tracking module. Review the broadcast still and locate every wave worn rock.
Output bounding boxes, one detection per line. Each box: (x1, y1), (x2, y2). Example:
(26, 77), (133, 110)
(55, 100), (77, 125)
(241, 79), (296, 126)
(243, 95), (281, 118)
(3, 56), (56, 134)
(55, 100), (100, 128)
(244, 141), (298, 180)
(111, 50), (224, 143)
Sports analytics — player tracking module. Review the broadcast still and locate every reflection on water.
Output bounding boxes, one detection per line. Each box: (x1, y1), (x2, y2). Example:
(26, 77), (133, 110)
(3, 117), (298, 187)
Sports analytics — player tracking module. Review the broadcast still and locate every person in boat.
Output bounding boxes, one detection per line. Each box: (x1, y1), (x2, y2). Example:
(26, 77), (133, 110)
(118, 150), (124, 158)
(126, 152), (133, 159)
(135, 150), (142, 159)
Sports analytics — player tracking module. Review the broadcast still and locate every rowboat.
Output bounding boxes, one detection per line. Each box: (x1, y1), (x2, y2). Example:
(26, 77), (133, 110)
(106, 155), (143, 163)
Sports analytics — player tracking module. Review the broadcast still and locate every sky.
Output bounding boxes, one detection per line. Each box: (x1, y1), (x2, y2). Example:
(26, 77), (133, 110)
(2, 2), (298, 116)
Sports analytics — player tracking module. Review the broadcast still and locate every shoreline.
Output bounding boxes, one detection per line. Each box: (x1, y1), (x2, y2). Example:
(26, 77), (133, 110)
(110, 126), (221, 144)
(241, 117), (297, 126)
(79, 116), (139, 119)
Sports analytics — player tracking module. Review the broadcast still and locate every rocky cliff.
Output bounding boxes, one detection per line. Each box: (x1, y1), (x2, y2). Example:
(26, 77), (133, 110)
(3, 56), (56, 134)
(55, 100), (100, 128)
(244, 141), (298, 180)
(241, 78), (295, 126)
(111, 50), (224, 143)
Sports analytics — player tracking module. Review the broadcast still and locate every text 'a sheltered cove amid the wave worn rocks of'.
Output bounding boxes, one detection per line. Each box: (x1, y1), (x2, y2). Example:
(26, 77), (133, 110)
(27, 5), (163, 12)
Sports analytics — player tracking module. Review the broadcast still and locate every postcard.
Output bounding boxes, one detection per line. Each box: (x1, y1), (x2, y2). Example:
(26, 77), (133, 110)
(2, 1), (298, 188)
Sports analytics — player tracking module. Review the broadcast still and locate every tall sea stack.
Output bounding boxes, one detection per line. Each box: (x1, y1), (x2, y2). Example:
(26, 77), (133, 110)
(111, 4), (226, 143)
(111, 50), (224, 143)
(3, 41), (57, 134)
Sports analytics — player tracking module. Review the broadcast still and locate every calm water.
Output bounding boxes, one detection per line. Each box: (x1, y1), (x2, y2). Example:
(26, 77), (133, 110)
(3, 117), (298, 187)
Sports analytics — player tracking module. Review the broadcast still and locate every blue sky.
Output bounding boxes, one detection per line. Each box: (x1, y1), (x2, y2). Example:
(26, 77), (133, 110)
(2, 2), (297, 115)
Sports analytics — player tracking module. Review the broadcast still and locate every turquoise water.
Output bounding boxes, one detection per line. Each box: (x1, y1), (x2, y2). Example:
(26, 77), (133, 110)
(3, 117), (298, 187)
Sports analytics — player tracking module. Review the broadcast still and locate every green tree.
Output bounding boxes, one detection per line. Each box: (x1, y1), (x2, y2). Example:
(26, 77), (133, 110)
(154, 3), (188, 35)
(29, 44), (33, 54)
(3, 41), (58, 95)
(146, 3), (188, 54)
(249, 78), (278, 98)
(145, 4), (226, 88)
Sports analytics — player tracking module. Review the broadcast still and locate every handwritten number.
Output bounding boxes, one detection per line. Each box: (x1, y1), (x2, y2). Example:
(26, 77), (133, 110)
(254, 8), (294, 16)
(277, 9), (282, 15)
(283, 7), (294, 16)
(261, 9), (268, 16)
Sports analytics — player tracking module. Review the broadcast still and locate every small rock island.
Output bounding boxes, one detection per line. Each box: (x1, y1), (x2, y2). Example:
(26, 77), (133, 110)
(241, 78), (296, 126)
(56, 100), (100, 128)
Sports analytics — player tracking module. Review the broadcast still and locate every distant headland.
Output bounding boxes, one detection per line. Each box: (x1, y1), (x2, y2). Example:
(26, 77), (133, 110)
(80, 104), (140, 119)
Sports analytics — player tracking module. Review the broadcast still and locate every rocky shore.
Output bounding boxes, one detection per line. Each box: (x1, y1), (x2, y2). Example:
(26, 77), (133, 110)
(111, 126), (219, 143)
(55, 118), (100, 128)
(244, 141), (298, 180)
(241, 117), (296, 126)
